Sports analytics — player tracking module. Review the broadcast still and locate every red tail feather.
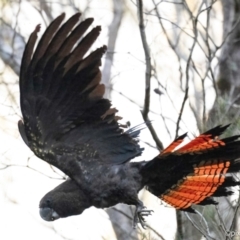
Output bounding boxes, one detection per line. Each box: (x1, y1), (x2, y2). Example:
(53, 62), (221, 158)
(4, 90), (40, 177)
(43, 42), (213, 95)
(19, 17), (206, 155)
(144, 124), (240, 212)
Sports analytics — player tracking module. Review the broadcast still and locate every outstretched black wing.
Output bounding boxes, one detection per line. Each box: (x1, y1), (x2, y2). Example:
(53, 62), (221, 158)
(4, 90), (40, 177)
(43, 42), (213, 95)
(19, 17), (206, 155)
(19, 13), (142, 182)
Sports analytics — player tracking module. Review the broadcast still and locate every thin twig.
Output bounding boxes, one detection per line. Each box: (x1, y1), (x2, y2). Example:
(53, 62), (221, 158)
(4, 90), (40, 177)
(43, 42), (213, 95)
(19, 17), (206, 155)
(136, 0), (163, 150)
(195, 209), (210, 236)
(175, 87), (189, 138)
(228, 192), (240, 234)
(185, 212), (216, 240)
(137, 0), (151, 119)
(0, 163), (66, 180)
(102, 0), (124, 98)
(175, 0), (206, 138)
(215, 204), (227, 234)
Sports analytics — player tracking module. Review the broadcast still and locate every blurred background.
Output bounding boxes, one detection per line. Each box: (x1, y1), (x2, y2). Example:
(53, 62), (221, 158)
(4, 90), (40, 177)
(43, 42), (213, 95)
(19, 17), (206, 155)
(0, 0), (240, 239)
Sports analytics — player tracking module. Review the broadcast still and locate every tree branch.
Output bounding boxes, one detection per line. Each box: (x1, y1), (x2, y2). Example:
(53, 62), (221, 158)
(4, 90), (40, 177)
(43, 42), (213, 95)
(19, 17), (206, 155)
(136, 0), (163, 150)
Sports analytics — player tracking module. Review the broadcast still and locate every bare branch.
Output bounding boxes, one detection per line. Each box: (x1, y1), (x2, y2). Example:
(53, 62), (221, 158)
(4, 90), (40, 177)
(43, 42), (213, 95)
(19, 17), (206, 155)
(102, 0), (124, 98)
(136, 0), (163, 150)
(184, 212), (216, 240)
(0, 162), (66, 180)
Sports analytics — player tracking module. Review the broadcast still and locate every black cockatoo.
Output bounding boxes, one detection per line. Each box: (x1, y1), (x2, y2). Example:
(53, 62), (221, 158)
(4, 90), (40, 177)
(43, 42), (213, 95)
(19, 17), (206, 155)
(18, 13), (240, 228)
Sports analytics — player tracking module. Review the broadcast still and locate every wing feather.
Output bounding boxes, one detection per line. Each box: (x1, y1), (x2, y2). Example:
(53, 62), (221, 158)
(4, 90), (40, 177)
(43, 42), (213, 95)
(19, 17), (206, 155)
(19, 13), (143, 183)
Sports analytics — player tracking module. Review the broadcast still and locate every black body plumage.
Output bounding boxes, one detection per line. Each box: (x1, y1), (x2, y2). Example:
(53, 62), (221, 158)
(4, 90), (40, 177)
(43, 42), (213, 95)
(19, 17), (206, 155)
(19, 13), (240, 228)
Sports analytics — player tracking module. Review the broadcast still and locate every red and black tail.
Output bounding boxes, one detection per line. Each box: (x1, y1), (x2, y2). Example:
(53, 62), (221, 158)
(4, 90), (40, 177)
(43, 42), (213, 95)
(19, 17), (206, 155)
(142, 125), (240, 212)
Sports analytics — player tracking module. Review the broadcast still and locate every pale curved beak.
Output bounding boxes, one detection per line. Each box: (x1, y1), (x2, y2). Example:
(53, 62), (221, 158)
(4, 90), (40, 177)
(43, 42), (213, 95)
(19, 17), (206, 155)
(39, 207), (60, 221)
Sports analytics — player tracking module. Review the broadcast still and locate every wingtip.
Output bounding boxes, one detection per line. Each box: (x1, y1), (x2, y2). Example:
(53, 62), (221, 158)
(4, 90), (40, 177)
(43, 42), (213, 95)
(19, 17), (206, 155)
(69, 12), (82, 23)
(74, 12), (82, 18)
(176, 132), (188, 140)
(100, 45), (107, 54)
(203, 124), (231, 136)
(86, 17), (94, 22)
(35, 24), (41, 33)
(95, 25), (102, 33)
(59, 12), (66, 19)
(102, 45), (107, 51)
(218, 123), (231, 131)
(52, 12), (66, 24)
